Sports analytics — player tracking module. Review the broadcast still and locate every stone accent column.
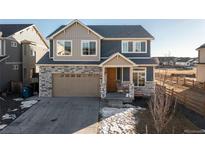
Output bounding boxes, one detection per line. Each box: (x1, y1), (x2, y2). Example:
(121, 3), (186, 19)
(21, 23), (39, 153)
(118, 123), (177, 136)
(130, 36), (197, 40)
(100, 80), (106, 98)
(128, 82), (134, 99)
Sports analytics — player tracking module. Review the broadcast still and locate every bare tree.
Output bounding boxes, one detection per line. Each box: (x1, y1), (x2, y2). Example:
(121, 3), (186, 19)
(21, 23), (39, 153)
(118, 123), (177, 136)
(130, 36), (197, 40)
(149, 85), (177, 133)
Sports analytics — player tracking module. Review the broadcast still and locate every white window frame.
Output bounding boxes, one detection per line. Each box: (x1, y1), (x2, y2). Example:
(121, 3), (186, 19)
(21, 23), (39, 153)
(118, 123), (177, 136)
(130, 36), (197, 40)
(56, 40), (72, 56)
(122, 40), (147, 53)
(81, 40), (97, 56)
(31, 50), (36, 57)
(11, 41), (17, 47)
(13, 65), (19, 70)
(0, 40), (2, 56)
(133, 68), (146, 87)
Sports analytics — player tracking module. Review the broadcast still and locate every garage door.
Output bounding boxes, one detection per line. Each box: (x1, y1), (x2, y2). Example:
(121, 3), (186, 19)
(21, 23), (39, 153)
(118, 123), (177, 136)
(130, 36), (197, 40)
(52, 74), (100, 97)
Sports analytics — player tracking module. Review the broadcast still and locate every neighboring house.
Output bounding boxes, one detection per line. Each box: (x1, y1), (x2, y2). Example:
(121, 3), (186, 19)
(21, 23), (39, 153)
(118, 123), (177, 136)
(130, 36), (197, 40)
(175, 57), (191, 67)
(196, 43), (205, 82)
(37, 19), (158, 99)
(175, 57), (198, 67)
(0, 24), (48, 93)
(157, 57), (176, 66)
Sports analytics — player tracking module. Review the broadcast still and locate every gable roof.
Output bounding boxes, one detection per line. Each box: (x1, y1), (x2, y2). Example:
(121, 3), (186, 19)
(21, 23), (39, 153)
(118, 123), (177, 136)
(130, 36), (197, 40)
(0, 24), (33, 37)
(47, 20), (154, 39)
(196, 43), (205, 50)
(99, 52), (137, 66)
(47, 20), (104, 39)
(0, 56), (9, 63)
(88, 25), (154, 39)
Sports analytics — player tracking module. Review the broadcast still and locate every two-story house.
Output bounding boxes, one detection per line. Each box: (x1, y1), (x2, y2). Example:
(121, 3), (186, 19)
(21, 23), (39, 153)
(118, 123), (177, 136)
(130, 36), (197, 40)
(0, 24), (48, 93)
(37, 20), (157, 100)
(196, 43), (205, 82)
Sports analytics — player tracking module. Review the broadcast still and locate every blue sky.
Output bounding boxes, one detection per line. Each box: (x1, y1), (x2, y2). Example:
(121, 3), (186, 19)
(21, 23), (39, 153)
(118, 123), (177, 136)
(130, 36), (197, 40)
(0, 19), (204, 57)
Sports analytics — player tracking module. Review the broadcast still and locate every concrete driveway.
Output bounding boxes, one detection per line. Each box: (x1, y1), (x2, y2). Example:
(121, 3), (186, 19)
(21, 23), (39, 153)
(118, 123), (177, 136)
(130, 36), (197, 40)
(1, 97), (100, 134)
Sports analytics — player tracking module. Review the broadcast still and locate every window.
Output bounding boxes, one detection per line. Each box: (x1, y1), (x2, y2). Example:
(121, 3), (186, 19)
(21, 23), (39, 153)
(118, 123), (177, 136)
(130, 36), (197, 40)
(133, 68), (146, 86)
(11, 41), (17, 47)
(81, 40), (97, 56)
(31, 50), (36, 57)
(122, 41), (146, 53)
(56, 40), (72, 56)
(13, 65), (19, 70)
(116, 67), (130, 82)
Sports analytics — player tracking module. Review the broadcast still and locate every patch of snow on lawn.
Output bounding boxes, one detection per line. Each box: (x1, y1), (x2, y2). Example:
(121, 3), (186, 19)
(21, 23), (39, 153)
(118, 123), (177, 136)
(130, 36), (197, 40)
(0, 124), (7, 130)
(13, 98), (24, 101)
(99, 107), (138, 134)
(20, 100), (38, 109)
(11, 108), (18, 112)
(2, 113), (16, 120)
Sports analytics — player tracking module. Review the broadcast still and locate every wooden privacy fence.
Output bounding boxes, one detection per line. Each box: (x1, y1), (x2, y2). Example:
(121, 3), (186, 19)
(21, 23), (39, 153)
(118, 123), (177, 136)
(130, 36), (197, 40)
(155, 73), (205, 91)
(157, 84), (205, 117)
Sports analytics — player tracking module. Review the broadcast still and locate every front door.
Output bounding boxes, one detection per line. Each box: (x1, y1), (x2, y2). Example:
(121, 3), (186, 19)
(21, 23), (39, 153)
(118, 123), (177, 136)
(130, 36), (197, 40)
(107, 68), (117, 92)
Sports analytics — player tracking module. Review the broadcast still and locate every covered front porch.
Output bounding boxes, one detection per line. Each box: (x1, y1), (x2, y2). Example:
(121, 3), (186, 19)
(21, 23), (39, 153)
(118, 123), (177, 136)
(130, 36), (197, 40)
(100, 53), (135, 99)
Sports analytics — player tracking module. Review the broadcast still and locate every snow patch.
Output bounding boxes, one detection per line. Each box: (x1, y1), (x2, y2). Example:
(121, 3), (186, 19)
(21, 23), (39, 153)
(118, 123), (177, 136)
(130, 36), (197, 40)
(13, 98), (24, 101)
(0, 124), (7, 130)
(21, 100), (38, 109)
(2, 113), (16, 120)
(11, 108), (18, 112)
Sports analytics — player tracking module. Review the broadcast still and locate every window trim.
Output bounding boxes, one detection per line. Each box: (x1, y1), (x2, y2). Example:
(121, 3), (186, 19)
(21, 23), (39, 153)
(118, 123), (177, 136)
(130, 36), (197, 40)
(121, 40), (147, 53)
(81, 40), (97, 56)
(13, 64), (19, 70)
(11, 41), (17, 47)
(133, 67), (146, 87)
(56, 40), (72, 56)
(116, 67), (130, 82)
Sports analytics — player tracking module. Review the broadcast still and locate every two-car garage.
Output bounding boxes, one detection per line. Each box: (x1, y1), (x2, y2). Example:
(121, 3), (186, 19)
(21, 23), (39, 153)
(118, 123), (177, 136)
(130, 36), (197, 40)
(52, 74), (100, 97)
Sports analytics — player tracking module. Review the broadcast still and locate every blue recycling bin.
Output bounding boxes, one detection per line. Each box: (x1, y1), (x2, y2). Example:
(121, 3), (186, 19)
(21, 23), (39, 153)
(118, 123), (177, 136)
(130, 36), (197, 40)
(21, 86), (32, 98)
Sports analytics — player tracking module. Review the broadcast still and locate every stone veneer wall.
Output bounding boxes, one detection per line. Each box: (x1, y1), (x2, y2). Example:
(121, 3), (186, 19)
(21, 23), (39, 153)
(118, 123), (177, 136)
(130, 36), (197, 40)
(134, 81), (155, 96)
(39, 66), (102, 97)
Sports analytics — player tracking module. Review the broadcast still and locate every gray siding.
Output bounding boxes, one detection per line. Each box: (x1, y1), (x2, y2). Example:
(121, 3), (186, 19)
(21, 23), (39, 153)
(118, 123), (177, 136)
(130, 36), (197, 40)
(0, 62), (22, 92)
(146, 66), (154, 81)
(101, 40), (151, 57)
(49, 40), (53, 58)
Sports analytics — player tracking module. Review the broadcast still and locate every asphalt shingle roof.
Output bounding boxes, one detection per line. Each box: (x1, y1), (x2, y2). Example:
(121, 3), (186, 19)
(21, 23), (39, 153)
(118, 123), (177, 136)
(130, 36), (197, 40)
(37, 52), (158, 65)
(196, 43), (205, 50)
(47, 25), (154, 39)
(0, 24), (33, 37)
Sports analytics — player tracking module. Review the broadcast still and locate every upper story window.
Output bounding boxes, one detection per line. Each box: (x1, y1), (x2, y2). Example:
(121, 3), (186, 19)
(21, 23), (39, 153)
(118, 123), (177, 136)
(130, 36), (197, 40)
(11, 41), (17, 47)
(56, 40), (72, 56)
(81, 40), (97, 56)
(122, 41), (146, 53)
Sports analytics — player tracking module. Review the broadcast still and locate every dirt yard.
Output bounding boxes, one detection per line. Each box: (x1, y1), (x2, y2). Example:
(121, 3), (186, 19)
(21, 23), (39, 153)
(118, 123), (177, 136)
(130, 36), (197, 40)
(155, 67), (196, 76)
(98, 98), (202, 134)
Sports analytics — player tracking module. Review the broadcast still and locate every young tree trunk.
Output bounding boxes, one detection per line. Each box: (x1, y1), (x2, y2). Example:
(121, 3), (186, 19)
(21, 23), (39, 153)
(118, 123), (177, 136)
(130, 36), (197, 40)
(149, 85), (177, 133)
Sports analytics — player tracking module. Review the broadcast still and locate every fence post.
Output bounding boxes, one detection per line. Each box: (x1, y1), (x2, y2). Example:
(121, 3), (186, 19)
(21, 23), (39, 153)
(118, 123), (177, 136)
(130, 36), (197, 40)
(184, 78), (186, 85)
(192, 80), (195, 87)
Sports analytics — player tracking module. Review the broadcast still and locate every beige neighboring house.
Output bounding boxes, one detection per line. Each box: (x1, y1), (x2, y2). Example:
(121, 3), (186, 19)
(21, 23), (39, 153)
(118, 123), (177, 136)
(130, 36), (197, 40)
(196, 43), (205, 82)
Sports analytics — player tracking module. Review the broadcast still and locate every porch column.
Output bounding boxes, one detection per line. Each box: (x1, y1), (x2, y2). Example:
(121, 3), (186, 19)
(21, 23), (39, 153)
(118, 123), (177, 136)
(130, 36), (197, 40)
(100, 66), (106, 98)
(130, 67), (133, 83)
(129, 67), (134, 99)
